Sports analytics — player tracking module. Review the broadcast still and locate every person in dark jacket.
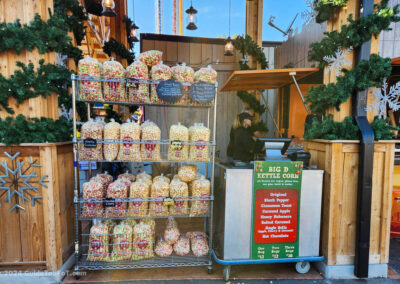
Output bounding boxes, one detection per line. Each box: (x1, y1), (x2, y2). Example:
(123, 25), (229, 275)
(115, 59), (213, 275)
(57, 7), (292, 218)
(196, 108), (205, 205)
(231, 112), (262, 162)
(227, 109), (256, 160)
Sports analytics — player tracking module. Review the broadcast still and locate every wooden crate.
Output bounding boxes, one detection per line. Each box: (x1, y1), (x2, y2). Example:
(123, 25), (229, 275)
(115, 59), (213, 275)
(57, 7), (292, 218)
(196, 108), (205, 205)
(303, 140), (395, 266)
(0, 143), (74, 271)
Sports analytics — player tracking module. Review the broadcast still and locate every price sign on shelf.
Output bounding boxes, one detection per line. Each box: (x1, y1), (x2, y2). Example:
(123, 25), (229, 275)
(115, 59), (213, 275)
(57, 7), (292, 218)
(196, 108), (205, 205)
(156, 79), (183, 103)
(83, 138), (97, 148)
(252, 161), (303, 260)
(189, 82), (215, 103)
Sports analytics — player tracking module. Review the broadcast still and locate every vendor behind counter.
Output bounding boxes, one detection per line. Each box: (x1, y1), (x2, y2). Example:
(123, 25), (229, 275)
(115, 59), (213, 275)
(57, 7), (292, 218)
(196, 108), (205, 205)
(227, 112), (264, 162)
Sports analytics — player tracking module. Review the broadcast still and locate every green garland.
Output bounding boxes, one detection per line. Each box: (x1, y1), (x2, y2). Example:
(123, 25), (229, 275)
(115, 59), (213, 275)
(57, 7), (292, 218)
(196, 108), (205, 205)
(232, 35), (268, 132)
(0, 59), (72, 113)
(54, 0), (87, 46)
(309, 0), (400, 68)
(314, 0), (349, 23)
(305, 54), (392, 115)
(0, 115), (72, 145)
(233, 35), (268, 70)
(103, 37), (135, 64)
(237, 91), (266, 115)
(0, 12), (82, 63)
(304, 115), (398, 140)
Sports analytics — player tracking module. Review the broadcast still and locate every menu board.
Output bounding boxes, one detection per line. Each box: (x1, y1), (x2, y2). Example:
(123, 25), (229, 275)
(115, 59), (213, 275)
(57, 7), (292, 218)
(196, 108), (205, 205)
(251, 161), (303, 260)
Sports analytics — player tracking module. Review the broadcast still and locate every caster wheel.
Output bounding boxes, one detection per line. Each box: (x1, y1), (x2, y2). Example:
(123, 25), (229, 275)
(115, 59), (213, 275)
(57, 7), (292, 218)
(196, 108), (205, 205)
(223, 265), (231, 282)
(207, 265), (213, 274)
(74, 275), (81, 280)
(295, 261), (310, 274)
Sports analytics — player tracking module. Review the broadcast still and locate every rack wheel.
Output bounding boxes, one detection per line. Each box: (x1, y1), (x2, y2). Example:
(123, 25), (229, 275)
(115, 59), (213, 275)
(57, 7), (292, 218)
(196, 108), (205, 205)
(74, 274), (81, 280)
(207, 266), (213, 274)
(223, 265), (231, 282)
(295, 261), (310, 274)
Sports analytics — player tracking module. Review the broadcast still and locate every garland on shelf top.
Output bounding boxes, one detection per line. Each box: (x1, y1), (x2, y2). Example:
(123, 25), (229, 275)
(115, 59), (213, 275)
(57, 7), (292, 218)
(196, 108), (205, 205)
(309, 0), (400, 68)
(305, 54), (392, 115)
(0, 12), (82, 63)
(0, 115), (72, 146)
(304, 115), (399, 140)
(103, 37), (135, 64)
(0, 59), (71, 114)
(54, 0), (87, 46)
(233, 35), (268, 70)
(314, 0), (349, 23)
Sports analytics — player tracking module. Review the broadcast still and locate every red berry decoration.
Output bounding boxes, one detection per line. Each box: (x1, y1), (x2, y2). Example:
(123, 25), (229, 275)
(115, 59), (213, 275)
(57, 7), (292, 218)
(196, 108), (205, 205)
(296, 170), (300, 174)
(255, 169), (258, 172)
(300, 164), (303, 168)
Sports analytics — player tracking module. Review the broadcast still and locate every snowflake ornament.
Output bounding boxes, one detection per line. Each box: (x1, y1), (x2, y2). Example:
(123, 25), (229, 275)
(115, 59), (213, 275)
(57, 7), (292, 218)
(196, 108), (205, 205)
(323, 46), (353, 77)
(0, 152), (48, 212)
(323, 46), (353, 76)
(302, 0), (317, 25)
(367, 81), (400, 118)
(59, 104), (73, 121)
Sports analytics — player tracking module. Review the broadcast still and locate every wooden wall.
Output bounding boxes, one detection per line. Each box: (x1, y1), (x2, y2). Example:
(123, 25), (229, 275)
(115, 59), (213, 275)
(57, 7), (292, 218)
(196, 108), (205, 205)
(379, 0), (400, 59)
(0, 0), (58, 120)
(0, 143), (74, 271)
(141, 34), (244, 161)
(274, 21), (326, 69)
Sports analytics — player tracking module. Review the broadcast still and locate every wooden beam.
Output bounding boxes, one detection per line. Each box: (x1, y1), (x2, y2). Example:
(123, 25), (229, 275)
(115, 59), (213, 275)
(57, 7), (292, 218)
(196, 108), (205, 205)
(246, 0), (263, 69)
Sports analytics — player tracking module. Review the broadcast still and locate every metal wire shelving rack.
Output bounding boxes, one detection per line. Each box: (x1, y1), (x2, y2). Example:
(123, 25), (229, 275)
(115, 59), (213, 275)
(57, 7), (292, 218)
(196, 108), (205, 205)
(71, 74), (218, 274)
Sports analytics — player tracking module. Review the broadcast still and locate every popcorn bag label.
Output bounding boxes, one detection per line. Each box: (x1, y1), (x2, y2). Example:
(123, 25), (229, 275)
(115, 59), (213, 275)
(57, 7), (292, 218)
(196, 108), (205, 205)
(145, 142), (156, 152)
(137, 239), (149, 255)
(132, 197), (143, 207)
(119, 238), (130, 251)
(201, 194), (209, 210)
(91, 239), (101, 252)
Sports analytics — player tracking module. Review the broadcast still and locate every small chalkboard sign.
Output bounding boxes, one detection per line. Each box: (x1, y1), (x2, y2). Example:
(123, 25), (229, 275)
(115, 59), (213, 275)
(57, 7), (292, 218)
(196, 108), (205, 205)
(103, 198), (115, 207)
(127, 78), (139, 89)
(84, 138), (97, 148)
(156, 79), (183, 103)
(189, 82), (215, 104)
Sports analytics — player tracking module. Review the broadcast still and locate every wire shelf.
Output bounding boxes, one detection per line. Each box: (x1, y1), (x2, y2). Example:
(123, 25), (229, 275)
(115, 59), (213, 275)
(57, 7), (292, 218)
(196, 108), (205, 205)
(72, 74), (216, 108)
(76, 255), (210, 270)
(78, 197), (211, 220)
(75, 138), (214, 163)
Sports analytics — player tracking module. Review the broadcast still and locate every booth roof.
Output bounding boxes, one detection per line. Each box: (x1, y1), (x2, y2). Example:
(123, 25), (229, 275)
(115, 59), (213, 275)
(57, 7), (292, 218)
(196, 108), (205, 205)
(220, 68), (319, 92)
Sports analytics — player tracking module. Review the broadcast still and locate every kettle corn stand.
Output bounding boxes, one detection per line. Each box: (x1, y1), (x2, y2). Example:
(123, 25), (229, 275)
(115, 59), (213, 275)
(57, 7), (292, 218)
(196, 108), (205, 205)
(212, 68), (324, 282)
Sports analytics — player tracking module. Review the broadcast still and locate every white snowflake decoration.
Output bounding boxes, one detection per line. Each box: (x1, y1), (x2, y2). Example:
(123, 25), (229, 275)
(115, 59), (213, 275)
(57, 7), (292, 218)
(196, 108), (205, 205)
(367, 81), (400, 118)
(323, 46), (353, 76)
(59, 104), (73, 121)
(302, 0), (317, 25)
(0, 152), (48, 212)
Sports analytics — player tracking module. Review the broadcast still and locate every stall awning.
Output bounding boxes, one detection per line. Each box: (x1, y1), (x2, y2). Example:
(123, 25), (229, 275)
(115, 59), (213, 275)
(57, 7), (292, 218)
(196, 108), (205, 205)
(220, 68), (320, 92)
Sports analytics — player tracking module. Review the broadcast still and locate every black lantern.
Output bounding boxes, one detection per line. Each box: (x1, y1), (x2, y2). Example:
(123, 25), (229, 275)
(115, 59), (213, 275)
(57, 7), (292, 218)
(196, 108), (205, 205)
(101, 0), (116, 17)
(185, 1), (198, 30)
(224, 37), (234, 56)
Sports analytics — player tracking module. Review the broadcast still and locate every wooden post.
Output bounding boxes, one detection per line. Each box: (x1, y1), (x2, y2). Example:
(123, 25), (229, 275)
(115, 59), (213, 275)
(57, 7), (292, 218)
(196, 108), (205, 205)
(245, 0), (263, 122)
(245, 0), (263, 69)
(323, 0), (358, 122)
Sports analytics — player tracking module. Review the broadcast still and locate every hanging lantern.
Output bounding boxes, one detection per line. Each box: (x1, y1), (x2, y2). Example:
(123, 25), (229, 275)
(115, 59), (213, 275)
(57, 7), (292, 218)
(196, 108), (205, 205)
(185, 2), (198, 30)
(224, 37), (234, 56)
(130, 23), (139, 42)
(101, 0), (116, 17)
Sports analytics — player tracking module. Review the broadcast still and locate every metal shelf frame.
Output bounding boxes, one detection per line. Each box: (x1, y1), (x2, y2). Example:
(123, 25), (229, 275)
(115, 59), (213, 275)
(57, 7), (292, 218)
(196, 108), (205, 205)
(71, 75), (218, 273)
